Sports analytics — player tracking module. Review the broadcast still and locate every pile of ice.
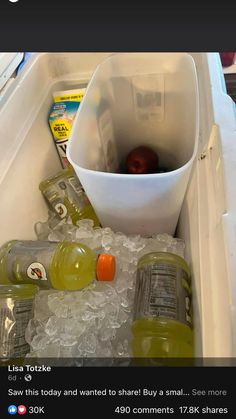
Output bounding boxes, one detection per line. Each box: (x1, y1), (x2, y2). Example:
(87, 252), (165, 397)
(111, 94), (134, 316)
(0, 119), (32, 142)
(25, 213), (185, 364)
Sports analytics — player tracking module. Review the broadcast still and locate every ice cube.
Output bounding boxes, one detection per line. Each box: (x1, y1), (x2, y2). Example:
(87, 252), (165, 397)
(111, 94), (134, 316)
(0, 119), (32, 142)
(34, 221), (51, 240)
(60, 223), (77, 241)
(95, 314), (106, 330)
(88, 291), (107, 307)
(105, 302), (119, 319)
(115, 275), (130, 293)
(36, 324), (45, 335)
(48, 230), (65, 242)
(34, 291), (54, 321)
(90, 227), (102, 249)
(101, 233), (114, 250)
(109, 320), (121, 329)
(70, 305), (85, 319)
(63, 319), (86, 338)
(75, 227), (94, 240)
(120, 295), (132, 311)
(24, 350), (39, 359)
(63, 292), (76, 305)
(99, 328), (116, 342)
(114, 232), (127, 245)
(31, 334), (51, 351)
(102, 227), (113, 235)
(117, 309), (130, 324)
(39, 343), (60, 358)
(84, 292), (99, 310)
(25, 319), (41, 344)
(83, 334), (97, 354)
(47, 211), (62, 228)
(104, 285), (117, 300)
(170, 238), (185, 258)
(81, 310), (97, 322)
(123, 236), (145, 252)
(60, 343), (78, 358)
(45, 316), (60, 336)
(77, 219), (94, 229)
(116, 342), (124, 356)
(97, 342), (113, 357)
(60, 334), (77, 347)
(48, 292), (65, 312)
(97, 310), (105, 321)
(123, 339), (130, 353)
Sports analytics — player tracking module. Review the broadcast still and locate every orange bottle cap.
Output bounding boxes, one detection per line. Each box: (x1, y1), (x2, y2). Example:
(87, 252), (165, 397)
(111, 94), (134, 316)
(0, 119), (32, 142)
(96, 254), (116, 281)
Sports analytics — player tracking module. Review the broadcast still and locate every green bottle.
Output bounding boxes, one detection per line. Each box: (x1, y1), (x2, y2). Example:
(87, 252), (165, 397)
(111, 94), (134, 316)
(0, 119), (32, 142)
(0, 284), (37, 364)
(0, 240), (116, 291)
(132, 252), (193, 362)
(39, 165), (100, 227)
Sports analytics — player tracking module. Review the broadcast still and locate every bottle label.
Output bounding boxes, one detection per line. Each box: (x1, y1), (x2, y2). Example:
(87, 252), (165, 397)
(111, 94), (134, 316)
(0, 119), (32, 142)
(133, 263), (192, 328)
(0, 297), (34, 358)
(132, 74), (164, 122)
(43, 174), (90, 220)
(6, 241), (58, 289)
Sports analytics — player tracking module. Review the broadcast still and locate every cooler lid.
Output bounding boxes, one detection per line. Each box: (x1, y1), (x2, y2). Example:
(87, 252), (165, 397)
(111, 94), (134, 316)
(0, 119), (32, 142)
(0, 52), (24, 91)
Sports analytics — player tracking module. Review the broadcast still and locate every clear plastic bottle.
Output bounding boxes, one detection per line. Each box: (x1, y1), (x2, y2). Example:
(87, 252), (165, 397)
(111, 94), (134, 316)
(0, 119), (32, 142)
(39, 165), (100, 227)
(0, 284), (37, 363)
(131, 252), (193, 361)
(0, 240), (115, 291)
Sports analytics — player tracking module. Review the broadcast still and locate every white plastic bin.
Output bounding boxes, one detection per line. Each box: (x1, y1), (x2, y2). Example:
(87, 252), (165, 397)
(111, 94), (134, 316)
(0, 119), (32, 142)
(67, 53), (199, 236)
(0, 53), (235, 361)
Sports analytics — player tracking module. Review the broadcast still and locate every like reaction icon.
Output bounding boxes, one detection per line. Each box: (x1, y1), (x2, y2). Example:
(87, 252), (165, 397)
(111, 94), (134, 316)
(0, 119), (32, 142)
(8, 405), (17, 415)
(18, 405), (27, 415)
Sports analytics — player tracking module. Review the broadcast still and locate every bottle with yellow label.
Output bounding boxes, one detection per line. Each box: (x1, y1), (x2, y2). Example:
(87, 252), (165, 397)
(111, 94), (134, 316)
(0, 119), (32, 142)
(131, 252), (193, 363)
(39, 165), (100, 227)
(0, 240), (116, 291)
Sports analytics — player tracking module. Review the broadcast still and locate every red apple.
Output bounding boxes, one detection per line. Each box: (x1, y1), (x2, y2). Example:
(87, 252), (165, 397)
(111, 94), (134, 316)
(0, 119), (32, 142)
(125, 146), (159, 174)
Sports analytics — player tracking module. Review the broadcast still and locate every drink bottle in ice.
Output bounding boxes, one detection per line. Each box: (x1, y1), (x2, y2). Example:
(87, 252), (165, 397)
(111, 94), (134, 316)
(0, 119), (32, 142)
(0, 240), (115, 291)
(39, 165), (100, 227)
(0, 284), (37, 364)
(131, 252), (193, 360)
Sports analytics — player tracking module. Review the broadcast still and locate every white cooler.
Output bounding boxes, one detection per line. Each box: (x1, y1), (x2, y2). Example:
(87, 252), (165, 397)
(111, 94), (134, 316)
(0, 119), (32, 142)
(0, 53), (235, 361)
